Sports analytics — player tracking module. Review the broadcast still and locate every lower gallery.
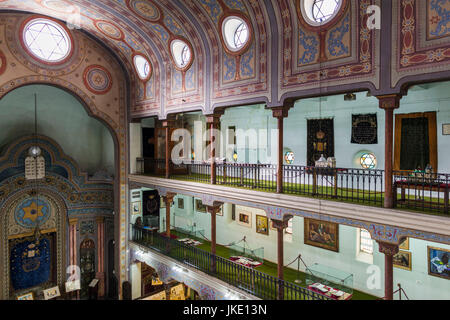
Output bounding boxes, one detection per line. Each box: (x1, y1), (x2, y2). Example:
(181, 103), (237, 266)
(0, 0), (449, 302)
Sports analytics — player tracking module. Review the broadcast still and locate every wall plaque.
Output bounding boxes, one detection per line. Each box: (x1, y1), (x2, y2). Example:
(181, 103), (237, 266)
(351, 114), (378, 144)
(443, 124), (450, 135)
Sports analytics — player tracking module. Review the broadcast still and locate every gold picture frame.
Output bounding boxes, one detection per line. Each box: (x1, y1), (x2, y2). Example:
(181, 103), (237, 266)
(393, 250), (412, 271)
(256, 215), (269, 235)
(304, 218), (339, 252)
(427, 246), (450, 280)
(399, 237), (409, 250)
(131, 202), (141, 215)
(237, 211), (251, 228)
(17, 292), (34, 300)
(194, 199), (206, 213)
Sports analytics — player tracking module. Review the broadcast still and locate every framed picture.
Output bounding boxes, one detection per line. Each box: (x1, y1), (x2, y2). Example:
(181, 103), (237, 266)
(256, 215), (269, 235)
(428, 246), (450, 280)
(160, 197), (166, 208)
(443, 123), (450, 135)
(393, 250), (412, 271)
(269, 219), (277, 231)
(304, 218), (339, 252)
(131, 202), (141, 215)
(65, 279), (81, 293)
(195, 199), (206, 213)
(399, 238), (409, 250)
(17, 292), (34, 300)
(217, 205), (224, 217)
(178, 198), (184, 210)
(43, 286), (61, 300)
(237, 211), (251, 228)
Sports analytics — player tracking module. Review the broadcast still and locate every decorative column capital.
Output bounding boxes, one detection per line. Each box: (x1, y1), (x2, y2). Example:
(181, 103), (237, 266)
(206, 202), (223, 215)
(96, 216), (105, 224)
(272, 217), (290, 230)
(163, 192), (176, 204)
(69, 218), (78, 226)
(377, 94), (402, 110)
(377, 241), (399, 256)
(205, 110), (224, 125)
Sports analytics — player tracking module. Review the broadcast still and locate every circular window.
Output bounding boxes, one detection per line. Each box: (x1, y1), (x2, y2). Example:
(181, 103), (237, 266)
(133, 55), (151, 81)
(170, 39), (192, 69)
(222, 16), (250, 53)
(360, 153), (377, 169)
(299, 0), (343, 27)
(22, 17), (72, 64)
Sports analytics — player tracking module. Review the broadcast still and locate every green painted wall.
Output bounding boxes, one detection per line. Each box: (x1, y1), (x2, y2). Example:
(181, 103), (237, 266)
(0, 85), (114, 175)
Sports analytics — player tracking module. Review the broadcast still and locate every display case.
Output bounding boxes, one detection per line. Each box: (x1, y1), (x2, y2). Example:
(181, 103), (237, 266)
(173, 224), (204, 239)
(305, 263), (353, 300)
(228, 242), (264, 263)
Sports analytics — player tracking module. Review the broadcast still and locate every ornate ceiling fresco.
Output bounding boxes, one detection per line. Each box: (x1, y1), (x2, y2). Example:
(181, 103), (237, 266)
(0, 0), (450, 118)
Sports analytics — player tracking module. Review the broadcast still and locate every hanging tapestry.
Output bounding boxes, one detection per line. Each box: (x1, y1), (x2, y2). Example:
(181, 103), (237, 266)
(307, 119), (334, 166)
(351, 114), (378, 144)
(9, 235), (52, 290)
(400, 117), (430, 170)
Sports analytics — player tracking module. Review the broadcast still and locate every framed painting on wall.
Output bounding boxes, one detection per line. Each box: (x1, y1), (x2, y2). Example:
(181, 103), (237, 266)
(132, 202), (141, 215)
(399, 238), (409, 250)
(237, 211), (251, 228)
(304, 218), (339, 252)
(17, 292), (34, 300)
(256, 215), (269, 235)
(195, 199), (206, 213)
(393, 251), (412, 271)
(43, 286), (61, 300)
(428, 246), (450, 280)
(178, 198), (184, 210)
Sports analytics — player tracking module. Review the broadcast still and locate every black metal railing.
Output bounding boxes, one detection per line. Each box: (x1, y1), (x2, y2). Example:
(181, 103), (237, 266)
(131, 225), (330, 301)
(216, 162), (277, 191)
(136, 158), (165, 175)
(393, 170), (450, 214)
(284, 166), (384, 207)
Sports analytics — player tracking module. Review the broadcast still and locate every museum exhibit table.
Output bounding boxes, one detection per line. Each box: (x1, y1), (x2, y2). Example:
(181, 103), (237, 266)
(306, 263), (353, 300)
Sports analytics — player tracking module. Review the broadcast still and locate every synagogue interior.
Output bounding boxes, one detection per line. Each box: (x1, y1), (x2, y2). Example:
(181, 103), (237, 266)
(0, 0), (449, 302)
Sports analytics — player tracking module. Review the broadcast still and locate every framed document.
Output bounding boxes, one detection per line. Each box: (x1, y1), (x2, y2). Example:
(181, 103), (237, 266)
(43, 286), (61, 300)
(443, 124), (450, 135)
(17, 292), (34, 300)
(65, 279), (81, 293)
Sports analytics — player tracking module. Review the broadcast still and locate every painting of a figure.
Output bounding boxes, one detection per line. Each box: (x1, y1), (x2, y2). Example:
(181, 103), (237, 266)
(304, 219), (339, 252)
(428, 247), (450, 280)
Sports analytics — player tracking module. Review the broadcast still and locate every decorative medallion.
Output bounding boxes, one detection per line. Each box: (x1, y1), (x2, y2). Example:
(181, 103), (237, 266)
(94, 20), (125, 41)
(127, 0), (161, 22)
(0, 49), (6, 75)
(83, 65), (113, 95)
(39, 0), (75, 13)
(14, 198), (51, 228)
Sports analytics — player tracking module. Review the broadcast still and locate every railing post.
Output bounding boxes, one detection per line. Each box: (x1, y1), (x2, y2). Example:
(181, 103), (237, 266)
(377, 95), (401, 208)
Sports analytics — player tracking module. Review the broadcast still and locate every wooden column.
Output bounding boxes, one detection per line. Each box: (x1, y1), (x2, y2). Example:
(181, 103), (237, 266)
(377, 241), (399, 300)
(162, 119), (176, 179)
(163, 193), (176, 238)
(206, 203), (223, 272)
(96, 217), (105, 297)
(377, 95), (401, 208)
(272, 218), (290, 300)
(272, 106), (291, 194)
(68, 218), (79, 299)
(206, 112), (223, 185)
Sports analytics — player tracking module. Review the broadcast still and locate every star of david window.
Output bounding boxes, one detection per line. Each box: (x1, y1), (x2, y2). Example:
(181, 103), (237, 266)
(133, 55), (151, 81)
(170, 39), (193, 69)
(22, 18), (72, 64)
(222, 16), (251, 53)
(312, 0), (341, 23)
(360, 153), (377, 170)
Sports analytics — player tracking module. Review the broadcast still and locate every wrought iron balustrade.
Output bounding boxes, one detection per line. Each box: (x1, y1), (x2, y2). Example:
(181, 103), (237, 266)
(131, 224), (330, 301)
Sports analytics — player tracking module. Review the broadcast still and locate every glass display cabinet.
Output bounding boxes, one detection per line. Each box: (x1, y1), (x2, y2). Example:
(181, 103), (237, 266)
(305, 263), (353, 300)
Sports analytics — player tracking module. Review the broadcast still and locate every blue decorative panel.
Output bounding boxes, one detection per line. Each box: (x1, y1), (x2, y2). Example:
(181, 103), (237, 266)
(240, 44), (255, 79)
(164, 15), (184, 36)
(15, 198), (51, 229)
(429, 0), (450, 39)
(150, 24), (169, 43)
(185, 64), (196, 91)
(298, 28), (319, 66)
(223, 52), (237, 82)
(327, 13), (350, 58)
(173, 70), (183, 93)
(223, 0), (247, 12)
(10, 237), (51, 290)
(198, 0), (223, 24)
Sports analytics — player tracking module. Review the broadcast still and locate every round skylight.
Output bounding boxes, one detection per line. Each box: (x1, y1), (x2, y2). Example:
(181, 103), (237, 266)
(222, 16), (250, 52)
(300, 0), (343, 27)
(134, 55), (151, 80)
(170, 40), (192, 69)
(22, 18), (72, 64)
(360, 152), (377, 169)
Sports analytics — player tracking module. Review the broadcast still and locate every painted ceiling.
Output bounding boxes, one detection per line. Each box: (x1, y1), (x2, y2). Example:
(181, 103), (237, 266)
(0, 0), (450, 119)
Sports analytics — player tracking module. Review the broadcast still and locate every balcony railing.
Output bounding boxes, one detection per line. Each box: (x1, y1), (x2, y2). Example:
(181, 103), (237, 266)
(131, 224), (330, 300)
(136, 158), (450, 215)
